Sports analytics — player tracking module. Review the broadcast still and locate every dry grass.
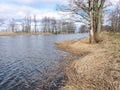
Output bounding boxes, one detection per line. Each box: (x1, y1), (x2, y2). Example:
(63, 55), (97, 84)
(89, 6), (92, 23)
(0, 32), (51, 36)
(0, 32), (17, 36)
(56, 38), (92, 56)
(56, 32), (120, 90)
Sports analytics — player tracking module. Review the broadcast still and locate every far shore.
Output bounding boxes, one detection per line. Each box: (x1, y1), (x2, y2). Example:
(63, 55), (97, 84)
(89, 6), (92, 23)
(0, 32), (52, 36)
(0, 32), (81, 36)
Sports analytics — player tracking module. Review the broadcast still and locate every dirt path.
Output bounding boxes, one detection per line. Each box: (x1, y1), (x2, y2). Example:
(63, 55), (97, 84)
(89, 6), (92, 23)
(56, 32), (120, 90)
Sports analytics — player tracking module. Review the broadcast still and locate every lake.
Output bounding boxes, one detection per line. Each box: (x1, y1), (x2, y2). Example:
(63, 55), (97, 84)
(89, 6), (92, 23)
(0, 33), (88, 90)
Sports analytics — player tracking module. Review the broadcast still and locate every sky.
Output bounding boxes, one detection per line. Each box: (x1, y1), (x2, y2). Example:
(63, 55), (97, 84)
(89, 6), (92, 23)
(0, 0), (68, 21)
(0, 0), (119, 22)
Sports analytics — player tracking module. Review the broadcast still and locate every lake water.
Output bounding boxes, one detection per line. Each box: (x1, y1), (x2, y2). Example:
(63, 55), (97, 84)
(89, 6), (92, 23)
(0, 33), (88, 90)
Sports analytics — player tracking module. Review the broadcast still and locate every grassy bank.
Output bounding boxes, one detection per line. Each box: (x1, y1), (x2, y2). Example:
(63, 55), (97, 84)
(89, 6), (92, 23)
(0, 32), (51, 36)
(108, 33), (120, 39)
(56, 32), (120, 90)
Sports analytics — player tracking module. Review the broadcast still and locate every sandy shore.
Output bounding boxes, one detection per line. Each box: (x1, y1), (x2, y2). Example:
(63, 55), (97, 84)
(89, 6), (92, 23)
(56, 32), (120, 90)
(0, 32), (51, 36)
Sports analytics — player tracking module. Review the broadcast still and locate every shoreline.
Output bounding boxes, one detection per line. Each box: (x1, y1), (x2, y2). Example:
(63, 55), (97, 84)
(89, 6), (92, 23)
(0, 32), (52, 36)
(0, 32), (82, 36)
(56, 32), (120, 90)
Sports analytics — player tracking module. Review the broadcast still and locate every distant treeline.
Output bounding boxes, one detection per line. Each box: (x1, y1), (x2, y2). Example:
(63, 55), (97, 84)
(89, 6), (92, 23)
(103, 2), (120, 33)
(0, 16), (76, 34)
(41, 17), (76, 34)
(0, 15), (89, 34)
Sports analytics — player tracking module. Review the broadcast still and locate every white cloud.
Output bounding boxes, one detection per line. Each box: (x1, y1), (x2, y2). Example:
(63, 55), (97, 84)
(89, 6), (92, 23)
(0, 0), (69, 21)
(0, 3), (63, 20)
(2, 0), (68, 5)
(12, 0), (68, 6)
(2, 0), (119, 22)
(110, 0), (119, 5)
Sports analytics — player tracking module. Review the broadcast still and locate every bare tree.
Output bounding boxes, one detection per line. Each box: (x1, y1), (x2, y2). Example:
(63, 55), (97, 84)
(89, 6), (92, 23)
(21, 21), (25, 32)
(33, 15), (37, 33)
(24, 15), (31, 33)
(79, 24), (87, 33)
(41, 17), (76, 34)
(109, 0), (120, 32)
(65, 22), (76, 33)
(9, 18), (16, 32)
(41, 17), (57, 33)
(58, 0), (106, 43)
(41, 17), (48, 33)
(51, 18), (57, 33)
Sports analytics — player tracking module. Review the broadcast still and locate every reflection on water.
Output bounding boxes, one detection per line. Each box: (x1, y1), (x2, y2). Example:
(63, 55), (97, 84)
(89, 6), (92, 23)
(0, 33), (88, 90)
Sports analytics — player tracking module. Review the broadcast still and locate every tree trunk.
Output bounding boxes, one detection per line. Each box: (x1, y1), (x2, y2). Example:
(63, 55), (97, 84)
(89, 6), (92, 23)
(94, 8), (102, 43)
(89, 13), (95, 43)
(89, 1), (95, 43)
(93, 0), (105, 43)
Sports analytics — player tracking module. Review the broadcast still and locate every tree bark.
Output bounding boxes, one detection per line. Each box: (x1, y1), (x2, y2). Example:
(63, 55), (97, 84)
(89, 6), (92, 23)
(88, 0), (95, 43)
(89, 10), (95, 43)
(94, 8), (103, 42)
(93, 0), (105, 43)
